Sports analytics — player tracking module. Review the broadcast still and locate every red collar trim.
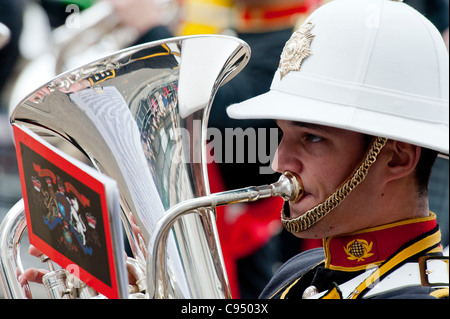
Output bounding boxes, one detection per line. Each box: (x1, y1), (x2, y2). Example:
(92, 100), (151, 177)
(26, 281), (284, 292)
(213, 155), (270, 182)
(323, 213), (439, 271)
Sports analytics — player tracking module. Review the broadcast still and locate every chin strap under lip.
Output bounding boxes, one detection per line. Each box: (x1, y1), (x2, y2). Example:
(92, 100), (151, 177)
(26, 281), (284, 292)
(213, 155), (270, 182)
(281, 136), (388, 233)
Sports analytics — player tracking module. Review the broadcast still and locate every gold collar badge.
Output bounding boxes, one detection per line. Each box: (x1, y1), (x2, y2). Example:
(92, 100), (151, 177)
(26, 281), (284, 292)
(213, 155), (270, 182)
(279, 21), (315, 79)
(344, 239), (374, 262)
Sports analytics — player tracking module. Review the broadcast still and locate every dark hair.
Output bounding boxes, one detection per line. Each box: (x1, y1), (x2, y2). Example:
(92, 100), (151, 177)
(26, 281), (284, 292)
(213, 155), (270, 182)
(415, 147), (438, 197)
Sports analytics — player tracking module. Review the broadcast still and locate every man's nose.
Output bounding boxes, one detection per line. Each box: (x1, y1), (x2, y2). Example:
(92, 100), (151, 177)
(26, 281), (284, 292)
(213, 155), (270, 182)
(272, 142), (301, 174)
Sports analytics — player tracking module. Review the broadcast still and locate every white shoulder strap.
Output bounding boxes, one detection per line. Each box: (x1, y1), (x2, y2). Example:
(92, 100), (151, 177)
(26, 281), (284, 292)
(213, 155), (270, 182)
(306, 257), (449, 299)
(364, 258), (448, 298)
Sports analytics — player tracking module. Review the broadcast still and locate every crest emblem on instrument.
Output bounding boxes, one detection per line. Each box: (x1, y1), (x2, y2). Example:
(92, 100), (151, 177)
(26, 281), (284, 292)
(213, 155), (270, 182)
(279, 21), (315, 79)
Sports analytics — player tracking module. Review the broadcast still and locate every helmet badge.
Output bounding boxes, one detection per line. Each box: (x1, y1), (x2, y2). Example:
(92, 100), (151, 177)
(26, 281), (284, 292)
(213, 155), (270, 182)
(279, 21), (315, 79)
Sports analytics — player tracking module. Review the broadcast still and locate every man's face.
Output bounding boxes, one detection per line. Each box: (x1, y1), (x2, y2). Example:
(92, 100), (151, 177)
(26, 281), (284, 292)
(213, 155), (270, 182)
(273, 120), (372, 238)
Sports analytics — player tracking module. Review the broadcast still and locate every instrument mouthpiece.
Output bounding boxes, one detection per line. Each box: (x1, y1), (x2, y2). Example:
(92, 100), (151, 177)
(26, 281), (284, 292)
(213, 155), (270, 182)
(279, 171), (304, 203)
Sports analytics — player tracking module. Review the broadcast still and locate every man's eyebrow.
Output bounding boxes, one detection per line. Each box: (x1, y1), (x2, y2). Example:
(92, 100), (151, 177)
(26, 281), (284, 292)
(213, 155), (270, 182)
(277, 120), (333, 133)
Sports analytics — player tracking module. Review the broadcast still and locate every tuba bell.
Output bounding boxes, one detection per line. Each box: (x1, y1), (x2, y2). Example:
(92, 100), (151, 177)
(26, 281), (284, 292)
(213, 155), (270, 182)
(0, 35), (302, 299)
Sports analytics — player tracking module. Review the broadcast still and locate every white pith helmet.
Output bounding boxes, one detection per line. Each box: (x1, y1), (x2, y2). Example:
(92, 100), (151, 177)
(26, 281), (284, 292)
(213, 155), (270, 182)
(227, 0), (449, 155)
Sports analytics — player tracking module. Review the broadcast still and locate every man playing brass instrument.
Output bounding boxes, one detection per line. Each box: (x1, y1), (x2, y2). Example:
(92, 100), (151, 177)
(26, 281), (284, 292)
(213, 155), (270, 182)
(227, 0), (449, 299)
(16, 0), (449, 300)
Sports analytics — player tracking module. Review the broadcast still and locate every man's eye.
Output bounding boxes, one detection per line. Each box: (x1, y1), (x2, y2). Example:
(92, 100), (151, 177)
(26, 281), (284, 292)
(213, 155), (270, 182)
(306, 134), (323, 143)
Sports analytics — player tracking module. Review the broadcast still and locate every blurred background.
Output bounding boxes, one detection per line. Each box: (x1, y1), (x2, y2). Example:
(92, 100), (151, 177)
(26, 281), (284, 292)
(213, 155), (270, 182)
(1, 0), (448, 299)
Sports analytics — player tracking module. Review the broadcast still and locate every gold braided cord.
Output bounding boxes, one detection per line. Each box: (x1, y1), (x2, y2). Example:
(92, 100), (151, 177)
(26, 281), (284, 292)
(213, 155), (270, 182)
(281, 136), (388, 233)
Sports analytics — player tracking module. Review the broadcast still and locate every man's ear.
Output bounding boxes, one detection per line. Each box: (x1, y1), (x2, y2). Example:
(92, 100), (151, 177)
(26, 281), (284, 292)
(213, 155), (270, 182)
(384, 140), (421, 181)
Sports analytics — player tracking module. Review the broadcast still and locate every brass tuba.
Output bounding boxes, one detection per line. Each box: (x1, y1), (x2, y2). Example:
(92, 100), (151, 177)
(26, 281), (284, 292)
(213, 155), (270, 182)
(0, 35), (302, 299)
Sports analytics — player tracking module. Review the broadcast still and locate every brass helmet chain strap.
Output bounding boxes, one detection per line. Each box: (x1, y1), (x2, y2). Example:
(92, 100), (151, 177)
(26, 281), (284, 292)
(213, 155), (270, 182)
(281, 136), (388, 233)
